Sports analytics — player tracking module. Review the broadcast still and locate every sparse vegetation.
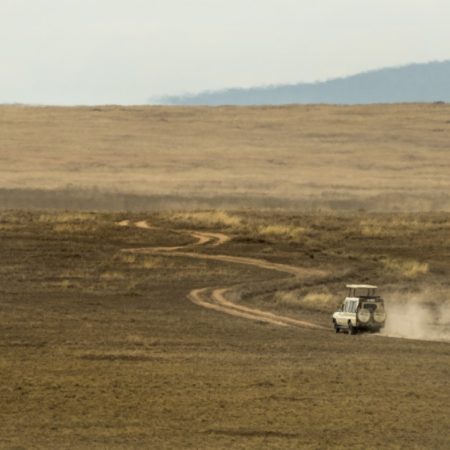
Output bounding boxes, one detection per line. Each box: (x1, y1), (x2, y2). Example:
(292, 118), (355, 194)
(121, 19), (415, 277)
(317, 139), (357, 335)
(169, 210), (242, 228)
(360, 216), (450, 237)
(2, 103), (449, 448)
(382, 257), (429, 279)
(275, 290), (335, 312)
(100, 271), (125, 280)
(0, 210), (449, 449)
(37, 211), (98, 223)
(258, 224), (306, 242)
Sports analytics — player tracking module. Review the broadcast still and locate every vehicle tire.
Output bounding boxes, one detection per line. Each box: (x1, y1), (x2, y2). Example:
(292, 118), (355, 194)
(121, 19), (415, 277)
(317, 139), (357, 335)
(357, 309), (370, 324)
(333, 320), (340, 333)
(348, 322), (356, 335)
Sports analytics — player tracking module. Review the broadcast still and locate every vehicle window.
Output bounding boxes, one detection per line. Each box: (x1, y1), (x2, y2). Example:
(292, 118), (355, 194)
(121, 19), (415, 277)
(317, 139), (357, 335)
(363, 303), (377, 312)
(351, 301), (358, 313)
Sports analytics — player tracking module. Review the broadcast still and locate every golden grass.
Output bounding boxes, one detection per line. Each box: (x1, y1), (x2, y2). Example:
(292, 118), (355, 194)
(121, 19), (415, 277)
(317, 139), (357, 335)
(360, 220), (388, 237)
(302, 292), (336, 309)
(258, 224), (306, 241)
(60, 269), (90, 278)
(37, 212), (97, 223)
(34, 213), (103, 233)
(0, 211), (24, 223)
(54, 279), (80, 290)
(120, 254), (137, 264)
(382, 258), (429, 279)
(169, 211), (242, 228)
(360, 216), (450, 237)
(275, 290), (336, 311)
(0, 224), (17, 231)
(119, 253), (166, 269)
(52, 223), (97, 233)
(140, 257), (165, 269)
(0, 264), (22, 274)
(100, 271), (125, 280)
(1, 104), (450, 211)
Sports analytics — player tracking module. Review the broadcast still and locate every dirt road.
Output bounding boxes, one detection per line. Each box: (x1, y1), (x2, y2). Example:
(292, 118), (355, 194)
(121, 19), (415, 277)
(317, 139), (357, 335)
(121, 221), (328, 330)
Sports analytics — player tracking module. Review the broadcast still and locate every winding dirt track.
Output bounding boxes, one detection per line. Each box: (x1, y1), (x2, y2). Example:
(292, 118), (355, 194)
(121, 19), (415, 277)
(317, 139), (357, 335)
(120, 220), (327, 330)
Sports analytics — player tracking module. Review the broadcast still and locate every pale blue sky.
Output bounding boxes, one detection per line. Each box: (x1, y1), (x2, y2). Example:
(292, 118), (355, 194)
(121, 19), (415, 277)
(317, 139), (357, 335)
(1, 0), (449, 104)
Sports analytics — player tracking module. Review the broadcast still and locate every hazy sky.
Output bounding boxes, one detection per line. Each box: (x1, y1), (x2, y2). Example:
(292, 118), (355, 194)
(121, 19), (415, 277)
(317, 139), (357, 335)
(1, 0), (449, 105)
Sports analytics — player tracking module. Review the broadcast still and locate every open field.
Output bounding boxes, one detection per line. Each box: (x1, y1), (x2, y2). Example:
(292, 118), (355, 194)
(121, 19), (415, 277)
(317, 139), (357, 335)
(1, 104), (450, 210)
(0, 209), (449, 449)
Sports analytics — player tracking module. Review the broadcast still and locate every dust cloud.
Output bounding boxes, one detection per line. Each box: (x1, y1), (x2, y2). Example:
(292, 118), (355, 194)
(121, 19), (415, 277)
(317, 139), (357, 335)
(381, 291), (450, 343)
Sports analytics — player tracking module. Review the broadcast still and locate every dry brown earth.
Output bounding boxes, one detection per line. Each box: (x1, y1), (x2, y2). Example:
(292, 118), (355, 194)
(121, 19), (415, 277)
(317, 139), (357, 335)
(0, 210), (449, 449)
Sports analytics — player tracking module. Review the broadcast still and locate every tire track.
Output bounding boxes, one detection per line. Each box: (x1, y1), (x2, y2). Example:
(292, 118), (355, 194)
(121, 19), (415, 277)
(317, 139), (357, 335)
(120, 220), (328, 330)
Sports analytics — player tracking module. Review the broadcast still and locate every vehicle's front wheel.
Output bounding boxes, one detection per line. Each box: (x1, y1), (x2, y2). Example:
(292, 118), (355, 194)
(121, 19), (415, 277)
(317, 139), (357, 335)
(334, 321), (340, 333)
(348, 322), (356, 335)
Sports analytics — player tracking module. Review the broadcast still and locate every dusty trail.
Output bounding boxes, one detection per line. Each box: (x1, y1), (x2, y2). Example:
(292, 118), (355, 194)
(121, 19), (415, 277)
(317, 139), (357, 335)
(189, 288), (325, 329)
(121, 220), (327, 330)
(125, 225), (230, 252)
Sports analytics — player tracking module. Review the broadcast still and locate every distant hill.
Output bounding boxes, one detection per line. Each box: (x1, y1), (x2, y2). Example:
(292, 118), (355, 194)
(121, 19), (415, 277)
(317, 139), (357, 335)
(157, 61), (450, 105)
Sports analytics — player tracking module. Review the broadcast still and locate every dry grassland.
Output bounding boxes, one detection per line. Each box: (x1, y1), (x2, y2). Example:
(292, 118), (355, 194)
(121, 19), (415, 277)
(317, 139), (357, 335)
(1, 104), (450, 210)
(1, 102), (449, 448)
(0, 210), (449, 449)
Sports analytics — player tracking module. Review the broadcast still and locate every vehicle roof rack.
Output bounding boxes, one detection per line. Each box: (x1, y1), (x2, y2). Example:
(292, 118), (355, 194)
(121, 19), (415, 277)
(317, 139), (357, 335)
(346, 284), (378, 289)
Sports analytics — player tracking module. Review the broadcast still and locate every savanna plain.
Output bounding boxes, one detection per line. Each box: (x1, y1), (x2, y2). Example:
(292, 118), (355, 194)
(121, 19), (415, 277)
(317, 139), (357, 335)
(0, 105), (449, 449)
(0, 210), (449, 449)
(1, 104), (450, 210)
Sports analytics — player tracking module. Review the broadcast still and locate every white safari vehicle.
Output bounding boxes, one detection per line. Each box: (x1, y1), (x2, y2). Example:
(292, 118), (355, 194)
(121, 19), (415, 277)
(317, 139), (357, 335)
(332, 285), (386, 334)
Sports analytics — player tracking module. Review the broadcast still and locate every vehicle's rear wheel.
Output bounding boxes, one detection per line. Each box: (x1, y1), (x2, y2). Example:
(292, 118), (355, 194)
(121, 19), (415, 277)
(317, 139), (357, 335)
(348, 322), (356, 335)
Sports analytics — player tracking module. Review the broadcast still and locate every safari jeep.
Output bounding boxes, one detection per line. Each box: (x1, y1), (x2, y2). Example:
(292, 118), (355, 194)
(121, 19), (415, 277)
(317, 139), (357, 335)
(332, 285), (386, 334)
